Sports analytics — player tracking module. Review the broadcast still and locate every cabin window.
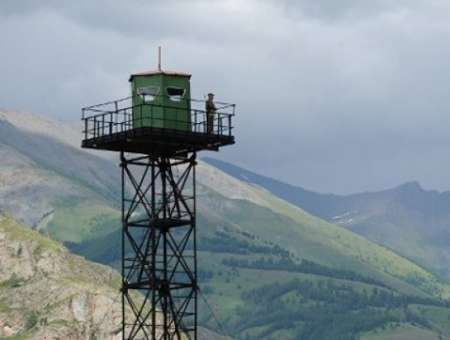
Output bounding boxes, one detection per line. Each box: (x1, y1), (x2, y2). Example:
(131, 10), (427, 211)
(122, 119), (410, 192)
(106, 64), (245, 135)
(137, 86), (159, 103)
(167, 87), (185, 102)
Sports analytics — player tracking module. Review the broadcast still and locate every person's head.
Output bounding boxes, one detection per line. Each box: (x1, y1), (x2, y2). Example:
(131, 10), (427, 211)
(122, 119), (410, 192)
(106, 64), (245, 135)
(207, 93), (214, 100)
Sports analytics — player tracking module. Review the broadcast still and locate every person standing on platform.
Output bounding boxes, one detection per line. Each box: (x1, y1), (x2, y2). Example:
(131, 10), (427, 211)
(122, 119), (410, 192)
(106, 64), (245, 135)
(205, 93), (216, 134)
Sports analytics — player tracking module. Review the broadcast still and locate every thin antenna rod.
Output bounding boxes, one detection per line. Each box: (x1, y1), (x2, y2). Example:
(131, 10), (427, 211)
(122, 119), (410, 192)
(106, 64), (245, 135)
(158, 46), (162, 71)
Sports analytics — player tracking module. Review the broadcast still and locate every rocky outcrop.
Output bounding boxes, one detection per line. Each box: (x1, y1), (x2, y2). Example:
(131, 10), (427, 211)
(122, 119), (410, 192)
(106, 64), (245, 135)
(0, 215), (226, 339)
(0, 214), (123, 339)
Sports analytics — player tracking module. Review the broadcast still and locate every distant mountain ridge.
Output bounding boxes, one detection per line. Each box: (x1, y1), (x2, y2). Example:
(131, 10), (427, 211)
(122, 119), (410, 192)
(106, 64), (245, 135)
(203, 157), (450, 280)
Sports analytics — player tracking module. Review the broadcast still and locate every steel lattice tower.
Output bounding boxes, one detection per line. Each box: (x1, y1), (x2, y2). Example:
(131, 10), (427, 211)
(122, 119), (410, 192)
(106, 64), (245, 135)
(81, 68), (235, 340)
(121, 154), (197, 339)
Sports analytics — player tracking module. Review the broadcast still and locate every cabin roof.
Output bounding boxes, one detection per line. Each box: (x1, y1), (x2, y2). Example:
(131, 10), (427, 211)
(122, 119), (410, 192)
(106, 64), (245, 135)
(129, 70), (192, 81)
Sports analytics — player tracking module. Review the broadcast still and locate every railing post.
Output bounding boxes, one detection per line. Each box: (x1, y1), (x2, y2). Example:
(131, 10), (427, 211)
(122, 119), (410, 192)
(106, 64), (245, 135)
(110, 112), (113, 135)
(114, 101), (118, 134)
(228, 114), (232, 136)
(102, 114), (105, 137)
(194, 110), (197, 133)
(128, 108), (131, 130)
(84, 118), (88, 140)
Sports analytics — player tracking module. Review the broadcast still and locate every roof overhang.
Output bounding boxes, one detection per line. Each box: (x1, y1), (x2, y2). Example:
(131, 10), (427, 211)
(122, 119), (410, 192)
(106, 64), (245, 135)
(129, 70), (192, 81)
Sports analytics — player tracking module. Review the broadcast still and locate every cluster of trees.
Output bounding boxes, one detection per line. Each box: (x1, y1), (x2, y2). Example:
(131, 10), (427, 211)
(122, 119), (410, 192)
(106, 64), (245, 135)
(200, 230), (291, 258)
(222, 257), (386, 287)
(198, 269), (214, 283)
(228, 279), (446, 340)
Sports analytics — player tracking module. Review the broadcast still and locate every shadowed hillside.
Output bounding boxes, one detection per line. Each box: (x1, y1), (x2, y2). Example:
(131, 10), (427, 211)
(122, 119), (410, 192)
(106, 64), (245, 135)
(204, 157), (450, 281)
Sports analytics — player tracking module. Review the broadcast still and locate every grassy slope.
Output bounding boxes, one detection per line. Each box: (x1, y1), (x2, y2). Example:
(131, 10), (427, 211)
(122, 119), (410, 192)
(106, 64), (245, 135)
(15, 150), (450, 338)
(195, 221), (450, 339)
(199, 186), (450, 299)
(0, 117), (121, 233)
(203, 157), (450, 282)
(360, 323), (447, 340)
(45, 197), (120, 244)
(68, 184), (450, 339)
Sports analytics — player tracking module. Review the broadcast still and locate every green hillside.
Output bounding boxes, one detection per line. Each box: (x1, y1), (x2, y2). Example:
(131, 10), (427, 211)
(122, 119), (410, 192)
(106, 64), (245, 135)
(70, 184), (450, 339)
(204, 158), (450, 281)
(195, 188), (450, 339)
(2, 112), (450, 339)
(45, 197), (120, 244)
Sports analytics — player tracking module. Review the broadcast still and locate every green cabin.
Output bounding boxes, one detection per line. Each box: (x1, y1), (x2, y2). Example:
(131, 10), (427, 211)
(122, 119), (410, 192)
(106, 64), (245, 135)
(129, 70), (192, 131)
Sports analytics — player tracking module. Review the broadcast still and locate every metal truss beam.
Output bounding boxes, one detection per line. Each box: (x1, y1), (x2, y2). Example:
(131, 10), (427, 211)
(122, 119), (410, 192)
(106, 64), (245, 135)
(121, 152), (197, 340)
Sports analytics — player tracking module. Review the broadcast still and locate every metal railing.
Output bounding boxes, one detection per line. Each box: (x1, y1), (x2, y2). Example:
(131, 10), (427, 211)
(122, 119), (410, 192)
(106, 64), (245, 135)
(81, 96), (235, 141)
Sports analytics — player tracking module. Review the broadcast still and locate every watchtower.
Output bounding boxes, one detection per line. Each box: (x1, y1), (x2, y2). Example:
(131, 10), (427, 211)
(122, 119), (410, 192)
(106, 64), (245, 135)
(130, 70), (192, 131)
(81, 63), (235, 339)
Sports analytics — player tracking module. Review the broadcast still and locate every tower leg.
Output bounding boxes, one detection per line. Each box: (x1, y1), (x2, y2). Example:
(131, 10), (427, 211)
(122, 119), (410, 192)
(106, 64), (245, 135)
(121, 153), (197, 340)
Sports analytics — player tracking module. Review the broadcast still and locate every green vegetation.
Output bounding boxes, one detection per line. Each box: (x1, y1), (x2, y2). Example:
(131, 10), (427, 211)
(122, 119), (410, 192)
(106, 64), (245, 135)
(65, 185), (450, 339)
(230, 279), (449, 339)
(222, 257), (386, 287)
(3, 333), (33, 340)
(0, 215), (63, 254)
(0, 273), (26, 289)
(25, 311), (39, 330)
(45, 197), (120, 244)
(206, 158), (450, 284)
(195, 227), (450, 339)
(9, 144), (450, 339)
(360, 323), (446, 340)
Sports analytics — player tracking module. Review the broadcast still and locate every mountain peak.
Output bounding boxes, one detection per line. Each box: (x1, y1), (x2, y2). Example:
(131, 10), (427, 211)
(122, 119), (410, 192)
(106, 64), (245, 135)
(396, 181), (423, 193)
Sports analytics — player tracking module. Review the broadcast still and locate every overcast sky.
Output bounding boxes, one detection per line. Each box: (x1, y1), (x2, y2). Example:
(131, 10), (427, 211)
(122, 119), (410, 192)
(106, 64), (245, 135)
(2, 0), (450, 194)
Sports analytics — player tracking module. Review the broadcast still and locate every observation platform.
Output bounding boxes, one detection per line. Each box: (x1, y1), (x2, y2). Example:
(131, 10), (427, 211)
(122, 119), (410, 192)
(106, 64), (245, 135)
(81, 96), (235, 157)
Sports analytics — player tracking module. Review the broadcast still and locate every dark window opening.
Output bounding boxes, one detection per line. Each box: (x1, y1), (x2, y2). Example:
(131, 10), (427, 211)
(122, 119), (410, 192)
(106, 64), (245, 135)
(167, 87), (185, 102)
(137, 86), (159, 103)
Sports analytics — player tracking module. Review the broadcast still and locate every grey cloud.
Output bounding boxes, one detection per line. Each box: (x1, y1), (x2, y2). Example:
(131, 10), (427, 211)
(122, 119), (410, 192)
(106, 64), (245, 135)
(0, 0), (53, 16)
(276, 0), (413, 21)
(2, 1), (450, 193)
(0, 0), (253, 45)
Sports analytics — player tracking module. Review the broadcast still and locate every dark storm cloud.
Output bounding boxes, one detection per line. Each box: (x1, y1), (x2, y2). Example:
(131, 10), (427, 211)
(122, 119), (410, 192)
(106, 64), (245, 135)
(0, 0), (254, 45)
(1, 0), (450, 193)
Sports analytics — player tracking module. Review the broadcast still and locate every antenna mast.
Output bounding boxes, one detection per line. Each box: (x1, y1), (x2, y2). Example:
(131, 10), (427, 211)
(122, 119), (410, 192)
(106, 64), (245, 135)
(158, 46), (162, 71)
